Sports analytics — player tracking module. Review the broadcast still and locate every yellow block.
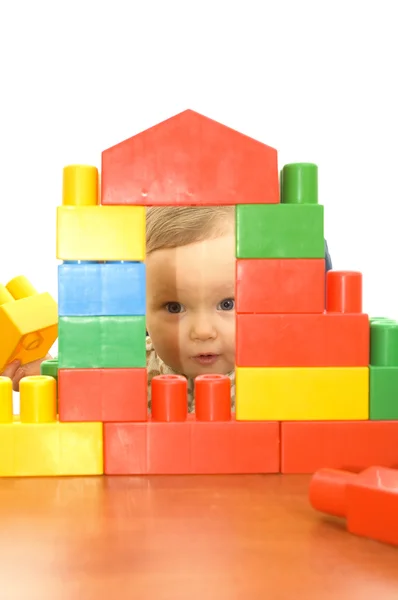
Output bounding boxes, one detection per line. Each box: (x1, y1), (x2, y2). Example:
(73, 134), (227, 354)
(56, 205), (146, 261)
(236, 367), (369, 421)
(0, 375), (103, 476)
(0, 277), (58, 371)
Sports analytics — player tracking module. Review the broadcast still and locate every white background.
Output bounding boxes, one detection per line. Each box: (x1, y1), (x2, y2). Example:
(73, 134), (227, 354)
(1, 0), (397, 351)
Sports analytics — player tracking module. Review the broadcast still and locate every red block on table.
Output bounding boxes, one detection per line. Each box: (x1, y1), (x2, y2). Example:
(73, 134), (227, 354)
(326, 271), (362, 313)
(310, 466), (398, 546)
(281, 421), (398, 473)
(58, 368), (147, 422)
(236, 259), (325, 314)
(236, 313), (369, 367)
(104, 374), (280, 474)
(101, 109), (279, 206)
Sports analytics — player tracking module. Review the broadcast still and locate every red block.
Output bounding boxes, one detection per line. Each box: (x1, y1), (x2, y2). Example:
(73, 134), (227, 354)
(101, 109), (279, 206)
(281, 421), (398, 474)
(236, 259), (325, 314)
(236, 313), (369, 367)
(58, 368), (148, 422)
(104, 416), (280, 475)
(310, 466), (398, 546)
(191, 418), (280, 474)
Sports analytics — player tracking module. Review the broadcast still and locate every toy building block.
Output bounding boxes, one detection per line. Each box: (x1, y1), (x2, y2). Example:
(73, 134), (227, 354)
(58, 368), (147, 422)
(236, 258), (326, 314)
(58, 315), (146, 368)
(236, 313), (369, 367)
(236, 203), (324, 258)
(101, 109), (279, 206)
(58, 261), (146, 316)
(104, 374), (280, 475)
(281, 421), (398, 473)
(40, 357), (58, 380)
(56, 165), (145, 261)
(0, 375), (103, 476)
(369, 318), (398, 419)
(309, 465), (398, 546)
(236, 162), (324, 258)
(235, 366), (369, 420)
(326, 271), (363, 313)
(0, 276), (58, 372)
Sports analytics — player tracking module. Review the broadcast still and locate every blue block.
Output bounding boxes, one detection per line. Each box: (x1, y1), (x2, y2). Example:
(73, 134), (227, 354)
(58, 262), (146, 316)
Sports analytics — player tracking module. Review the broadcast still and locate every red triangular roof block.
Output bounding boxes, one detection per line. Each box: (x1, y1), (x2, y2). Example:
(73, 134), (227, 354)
(101, 109), (279, 206)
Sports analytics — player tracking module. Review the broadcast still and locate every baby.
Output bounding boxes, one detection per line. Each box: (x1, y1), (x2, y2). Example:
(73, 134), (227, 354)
(2, 206), (237, 410)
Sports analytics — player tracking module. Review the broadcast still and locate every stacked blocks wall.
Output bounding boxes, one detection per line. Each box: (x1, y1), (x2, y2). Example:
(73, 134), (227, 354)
(1, 109), (398, 477)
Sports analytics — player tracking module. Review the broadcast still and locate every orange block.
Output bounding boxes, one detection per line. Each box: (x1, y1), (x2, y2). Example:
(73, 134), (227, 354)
(58, 368), (147, 422)
(236, 259), (325, 314)
(281, 421), (398, 473)
(310, 466), (398, 546)
(101, 109), (279, 206)
(104, 416), (280, 475)
(236, 313), (369, 367)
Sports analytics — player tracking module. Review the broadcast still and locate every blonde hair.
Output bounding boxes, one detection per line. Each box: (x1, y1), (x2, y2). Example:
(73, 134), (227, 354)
(146, 206), (235, 254)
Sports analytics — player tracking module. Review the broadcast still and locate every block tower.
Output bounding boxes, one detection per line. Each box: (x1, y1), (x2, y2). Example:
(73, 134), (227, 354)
(2, 108), (398, 477)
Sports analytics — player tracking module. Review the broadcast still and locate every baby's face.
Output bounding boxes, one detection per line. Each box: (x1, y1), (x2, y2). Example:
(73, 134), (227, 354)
(146, 232), (236, 379)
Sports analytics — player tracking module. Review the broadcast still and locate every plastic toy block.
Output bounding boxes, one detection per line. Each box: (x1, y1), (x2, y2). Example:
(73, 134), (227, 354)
(310, 466), (398, 546)
(101, 109), (279, 206)
(58, 316), (146, 368)
(56, 206), (145, 261)
(58, 368), (147, 422)
(104, 374), (280, 474)
(236, 366), (369, 420)
(0, 375), (103, 476)
(0, 276), (58, 371)
(236, 313), (369, 367)
(326, 271), (362, 313)
(281, 163), (318, 204)
(369, 366), (398, 419)
(235, 204), (324, 258)
(281, 421), (398, 473)
(236, 259), (325, 314)
(370, 319), (398, 366)
(58, 262), (146, 316)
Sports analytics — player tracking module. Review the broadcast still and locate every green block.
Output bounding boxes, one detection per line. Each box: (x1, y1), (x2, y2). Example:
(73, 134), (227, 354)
(281, 163), (318, 204)
(370, 366), (398, 419)
(236, 204), (324, 258)
(58, 316), (146, 368)
(370, 320), (398, 366)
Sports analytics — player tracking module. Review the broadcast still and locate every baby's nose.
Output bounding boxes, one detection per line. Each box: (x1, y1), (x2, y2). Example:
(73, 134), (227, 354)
(190, 316), (217, 341)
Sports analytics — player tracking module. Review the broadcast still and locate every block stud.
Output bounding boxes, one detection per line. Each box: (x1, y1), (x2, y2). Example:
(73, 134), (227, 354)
(326, 271), (362, 313)
(0, 284), (14, 306)
(62, 165), (99, 207)
(19, 375), (57, 423)
(151, 375), (187, 422)
(309, 468), (357, 518)
(6, 276), (37, 300)
(195, 374), (231, 421)
(281, 163), (318, 204)
(370, 320), (398, 366)
(0, 376), (13, 423)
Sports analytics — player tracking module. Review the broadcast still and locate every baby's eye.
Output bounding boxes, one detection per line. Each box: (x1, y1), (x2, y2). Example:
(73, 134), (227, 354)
(218, 298), (235, 311)
(165, 302), (185, 314)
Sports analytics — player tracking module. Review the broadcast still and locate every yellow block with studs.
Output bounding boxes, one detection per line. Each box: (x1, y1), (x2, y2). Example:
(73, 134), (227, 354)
(235, 366), (369, 421)
(0, 375), (103, 476)
(0, 276), (58, 371)
(56, 164), (145, 261)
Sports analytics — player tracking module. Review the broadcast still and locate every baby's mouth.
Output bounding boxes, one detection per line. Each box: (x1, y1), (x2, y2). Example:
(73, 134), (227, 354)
(191, 353), (220, 366)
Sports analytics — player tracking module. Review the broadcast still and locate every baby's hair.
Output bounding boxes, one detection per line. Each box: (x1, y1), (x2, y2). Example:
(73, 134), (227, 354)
(146, 205), (235, 254)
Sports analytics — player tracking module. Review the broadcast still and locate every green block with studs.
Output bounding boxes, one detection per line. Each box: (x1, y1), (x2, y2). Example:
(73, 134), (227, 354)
(58, 316), (146, 368)
(237, 162), (324, 258)
(370, 366), (398, 420)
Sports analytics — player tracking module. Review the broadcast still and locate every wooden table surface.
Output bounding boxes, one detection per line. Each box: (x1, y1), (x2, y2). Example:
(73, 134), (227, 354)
(0, 474), (397, 599)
